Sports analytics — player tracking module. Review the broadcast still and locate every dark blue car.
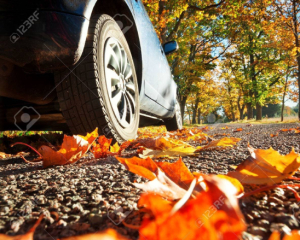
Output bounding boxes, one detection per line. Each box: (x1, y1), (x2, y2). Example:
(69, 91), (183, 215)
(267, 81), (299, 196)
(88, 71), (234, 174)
(0, 0), (182, 142)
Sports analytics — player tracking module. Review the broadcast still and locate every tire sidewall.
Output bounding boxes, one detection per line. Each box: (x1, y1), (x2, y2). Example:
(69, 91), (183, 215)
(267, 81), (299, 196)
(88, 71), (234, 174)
(96, 17), (139, 140)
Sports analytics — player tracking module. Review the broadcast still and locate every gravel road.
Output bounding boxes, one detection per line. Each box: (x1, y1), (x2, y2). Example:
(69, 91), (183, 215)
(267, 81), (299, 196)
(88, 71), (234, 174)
(0, 123), (300, 240)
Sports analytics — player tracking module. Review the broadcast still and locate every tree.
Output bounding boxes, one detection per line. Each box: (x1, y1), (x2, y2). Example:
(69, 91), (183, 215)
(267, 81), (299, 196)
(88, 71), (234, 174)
(265, 0), (300, 119)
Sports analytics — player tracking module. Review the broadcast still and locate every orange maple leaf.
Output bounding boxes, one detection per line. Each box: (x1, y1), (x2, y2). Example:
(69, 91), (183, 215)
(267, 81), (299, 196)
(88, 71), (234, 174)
(38, 128), (98, 168)
(228, 145), (300, 185)
(233, 128), (243, 132)
(270, 132), (279, 137)
(60, 229), (129, 240)
(117, 156), (244, 199)
(138, 175), (245, 240)
(197, 137), (241, 151)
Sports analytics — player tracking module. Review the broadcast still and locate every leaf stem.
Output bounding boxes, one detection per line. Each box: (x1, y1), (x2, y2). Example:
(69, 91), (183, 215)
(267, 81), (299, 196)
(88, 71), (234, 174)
(11, 142), (42, 163)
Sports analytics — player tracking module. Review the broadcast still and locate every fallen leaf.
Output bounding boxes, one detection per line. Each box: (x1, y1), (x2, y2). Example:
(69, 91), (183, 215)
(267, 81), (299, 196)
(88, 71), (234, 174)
(110, 142), (120, 153)
(116, 156), (158, 180)
(270, 132), (279, 137)
(91, 135), (112, 158)
(198, 137), (241, 151)
(138, 175), (245, 240)
(233, 128), (243, 132)
(156, 157), (195, 189)
(134, 168), (187, 200)
(39, 129), (98, 168)
(135, 137), (197, 159)
(60, 228), (129, 240)
(228, 145), (300, 185)
(0, 152), (11, 159)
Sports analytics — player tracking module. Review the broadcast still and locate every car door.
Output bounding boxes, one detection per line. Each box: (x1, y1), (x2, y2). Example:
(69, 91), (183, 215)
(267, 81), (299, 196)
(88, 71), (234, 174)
(131, 0), (176, 117)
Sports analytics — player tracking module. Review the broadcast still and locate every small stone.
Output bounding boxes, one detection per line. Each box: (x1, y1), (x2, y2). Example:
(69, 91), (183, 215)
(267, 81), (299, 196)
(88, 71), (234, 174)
(89, 214), (104, 226)
(242, 231), (261, 240)
(251, 210), (261, 218)
(91, 193), (103, 203)
(270, 223), (291, 235)
(72, 203), (84, 213)
(248, 226), (267, 236)
(35, 195), (47, 205)
(275, 213), (299, 228)
(10, 218), (24, 232)
(269, 196), (283, 205)
(56, 194), (64, 202)
(289, 203), (299, 213)
(257, 219), (270, 227)
(0, 180), (7, 186)
(0, 206), (10, 215)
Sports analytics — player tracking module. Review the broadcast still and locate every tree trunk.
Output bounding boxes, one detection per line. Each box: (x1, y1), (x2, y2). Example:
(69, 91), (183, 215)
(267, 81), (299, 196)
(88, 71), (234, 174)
(179, 96), (188, 123)
(292, 0), (300, 120)
(246, 103), (253, 119)
(256, 103), (262, 120)
(231, 112), (236, 122)
(192, 109), (197, 124)
(197, 108), (201, 124)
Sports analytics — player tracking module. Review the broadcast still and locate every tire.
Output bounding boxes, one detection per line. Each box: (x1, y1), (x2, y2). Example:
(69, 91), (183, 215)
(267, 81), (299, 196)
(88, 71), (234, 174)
(55, 14), (140, 143)
(165, 97), (183, 131)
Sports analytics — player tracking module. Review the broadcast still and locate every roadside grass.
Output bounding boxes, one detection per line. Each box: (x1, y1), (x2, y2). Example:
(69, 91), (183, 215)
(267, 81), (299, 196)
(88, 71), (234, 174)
(0, 131), (63, 138)
(184, 116), (300, 127)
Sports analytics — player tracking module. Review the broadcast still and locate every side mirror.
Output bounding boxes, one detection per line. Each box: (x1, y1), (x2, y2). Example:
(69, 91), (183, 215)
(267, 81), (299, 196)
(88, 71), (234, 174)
(163, 41), (179, 55)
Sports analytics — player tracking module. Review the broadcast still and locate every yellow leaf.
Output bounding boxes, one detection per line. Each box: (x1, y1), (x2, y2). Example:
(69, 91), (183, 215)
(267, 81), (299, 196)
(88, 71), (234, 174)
(228, 145), (300, 185)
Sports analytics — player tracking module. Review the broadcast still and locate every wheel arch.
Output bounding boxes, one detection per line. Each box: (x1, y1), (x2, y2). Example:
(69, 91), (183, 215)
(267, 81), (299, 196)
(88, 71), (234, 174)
(91, 0), (143, 93)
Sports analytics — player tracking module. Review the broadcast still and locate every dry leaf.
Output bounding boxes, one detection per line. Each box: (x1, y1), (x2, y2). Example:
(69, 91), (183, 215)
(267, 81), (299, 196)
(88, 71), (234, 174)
(110, 142), (120, 153)
(228, 145), (300, 185)
(117, 156), (243, 199)
(198, 137), (241, 151)
(39, 129), (98, 168)
(134, 137), (197, 159)
(91, 135), (112, 158)
(116, 156), (158, 180)
(0, 152), (11, 159)
(60, 229), (129, 240)
(234, 128), (243, 132)
(270, 132), (279, 137)
(138, 175), (245, 240)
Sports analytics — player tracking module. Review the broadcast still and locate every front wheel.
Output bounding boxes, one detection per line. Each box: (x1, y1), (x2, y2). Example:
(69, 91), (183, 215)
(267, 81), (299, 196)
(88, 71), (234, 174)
(164, 97), (183, 131)
(55, 14), (140, 143)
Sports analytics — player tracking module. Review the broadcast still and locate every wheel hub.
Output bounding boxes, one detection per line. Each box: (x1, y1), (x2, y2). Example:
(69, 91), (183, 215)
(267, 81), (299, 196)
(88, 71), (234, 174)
(104, 37), (136, 128)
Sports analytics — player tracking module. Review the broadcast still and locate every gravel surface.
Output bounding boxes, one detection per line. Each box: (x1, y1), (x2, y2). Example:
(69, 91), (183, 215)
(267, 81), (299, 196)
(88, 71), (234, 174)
(0, 123), (300, 240)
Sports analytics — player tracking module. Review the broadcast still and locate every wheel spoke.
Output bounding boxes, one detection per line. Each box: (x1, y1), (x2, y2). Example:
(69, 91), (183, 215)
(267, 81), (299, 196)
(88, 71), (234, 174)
(121, 96), (127, 122)
(126, 81), (135, 93)
(113, 44), (123, 74)
(125, 91), (135, 112)
(121, 49), (126, 74)
(106, 68), (120, 87)
(125, 95), (133, 123)
(125, 67), (132, 80)
(111, 89), (122, 107)
(107, 46), (121, 74)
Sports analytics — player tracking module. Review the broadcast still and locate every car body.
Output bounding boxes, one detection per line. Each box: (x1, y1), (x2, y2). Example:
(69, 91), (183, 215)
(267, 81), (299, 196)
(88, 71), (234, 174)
(0, 0), (179, 136)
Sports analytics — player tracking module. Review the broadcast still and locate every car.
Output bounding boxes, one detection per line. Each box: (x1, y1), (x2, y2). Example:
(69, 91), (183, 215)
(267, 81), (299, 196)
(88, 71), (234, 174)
(0, 0), (182, 142)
